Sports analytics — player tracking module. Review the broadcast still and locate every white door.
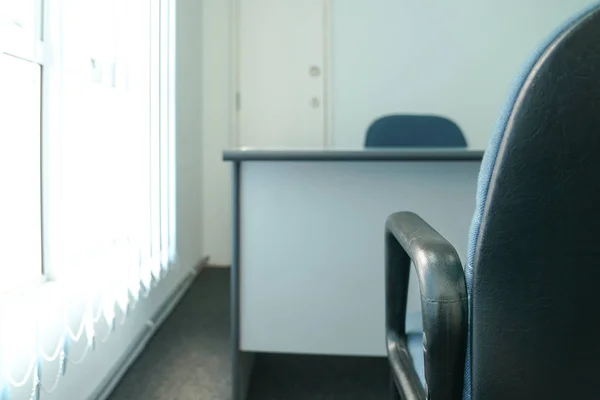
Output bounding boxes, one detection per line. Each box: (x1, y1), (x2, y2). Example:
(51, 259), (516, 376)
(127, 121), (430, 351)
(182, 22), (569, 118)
(237, 0), (327, 148)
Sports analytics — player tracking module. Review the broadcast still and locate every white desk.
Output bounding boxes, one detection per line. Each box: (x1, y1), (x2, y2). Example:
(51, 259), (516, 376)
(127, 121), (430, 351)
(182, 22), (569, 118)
(224, 148), (483, 399)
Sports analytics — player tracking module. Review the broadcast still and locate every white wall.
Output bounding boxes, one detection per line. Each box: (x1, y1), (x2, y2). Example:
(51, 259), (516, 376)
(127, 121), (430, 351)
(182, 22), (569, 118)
(201, 0), (235, 266)
(331, 0), (598, 149)
(176, 0), (206, 271)
(5, 0), (205, 398)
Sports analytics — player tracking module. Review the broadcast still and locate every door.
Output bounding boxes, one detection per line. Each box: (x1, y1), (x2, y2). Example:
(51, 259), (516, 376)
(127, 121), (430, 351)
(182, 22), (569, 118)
(237, 0), (327, 148)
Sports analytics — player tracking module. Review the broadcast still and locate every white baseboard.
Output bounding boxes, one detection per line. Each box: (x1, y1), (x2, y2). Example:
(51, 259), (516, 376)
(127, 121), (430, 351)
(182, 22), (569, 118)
(91, 256), (210, 400)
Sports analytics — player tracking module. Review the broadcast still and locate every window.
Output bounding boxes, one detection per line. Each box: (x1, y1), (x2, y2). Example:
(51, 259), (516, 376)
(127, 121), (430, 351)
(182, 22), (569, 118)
(51, 0), (160, 297)
(46, 0), (175, 313)
(0, 0), (45, 294)
(0, 0), (176, 395)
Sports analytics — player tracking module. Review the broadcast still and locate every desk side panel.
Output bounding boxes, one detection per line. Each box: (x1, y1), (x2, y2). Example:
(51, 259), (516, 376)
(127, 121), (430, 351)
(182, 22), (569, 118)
(239, 161), (479, 356)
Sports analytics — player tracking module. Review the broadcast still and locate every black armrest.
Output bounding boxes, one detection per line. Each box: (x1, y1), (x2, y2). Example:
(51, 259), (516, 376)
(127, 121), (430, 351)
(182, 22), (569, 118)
(386, 212), (467, 400)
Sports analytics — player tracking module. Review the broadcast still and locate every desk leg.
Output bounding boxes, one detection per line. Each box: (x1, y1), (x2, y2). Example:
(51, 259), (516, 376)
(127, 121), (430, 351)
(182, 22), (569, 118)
(233, 350), (255, 400)
(231, 162), (254, 400)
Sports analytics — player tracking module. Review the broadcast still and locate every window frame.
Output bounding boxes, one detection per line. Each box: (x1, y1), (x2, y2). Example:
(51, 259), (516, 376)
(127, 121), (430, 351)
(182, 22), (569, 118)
(0, 0), (47, 291)
(40, 0), (62, 281)
(2, 0), (46, 63)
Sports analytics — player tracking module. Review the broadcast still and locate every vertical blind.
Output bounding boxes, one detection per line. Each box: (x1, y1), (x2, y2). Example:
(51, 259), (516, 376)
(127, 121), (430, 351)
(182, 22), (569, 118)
(0, 0), (176, 398)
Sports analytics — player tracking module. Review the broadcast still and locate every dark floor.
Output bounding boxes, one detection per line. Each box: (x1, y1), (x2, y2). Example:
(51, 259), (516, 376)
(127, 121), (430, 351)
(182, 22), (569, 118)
(108, 267), (389, 400)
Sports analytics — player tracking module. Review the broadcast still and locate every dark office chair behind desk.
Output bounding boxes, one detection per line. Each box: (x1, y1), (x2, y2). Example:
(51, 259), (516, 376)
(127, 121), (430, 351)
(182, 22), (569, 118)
(385, 3), (600, 400)
(365, 115), (467, 148)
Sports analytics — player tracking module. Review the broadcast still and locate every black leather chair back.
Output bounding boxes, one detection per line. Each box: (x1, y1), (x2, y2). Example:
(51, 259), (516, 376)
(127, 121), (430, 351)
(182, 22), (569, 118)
(470, 7), (600, 399)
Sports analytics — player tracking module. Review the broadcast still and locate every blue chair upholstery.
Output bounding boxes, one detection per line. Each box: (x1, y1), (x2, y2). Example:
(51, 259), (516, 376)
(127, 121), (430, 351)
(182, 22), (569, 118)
(405, 312), (425, 384)
(386, 3), (600, 400)
(364, 115), (467, 148)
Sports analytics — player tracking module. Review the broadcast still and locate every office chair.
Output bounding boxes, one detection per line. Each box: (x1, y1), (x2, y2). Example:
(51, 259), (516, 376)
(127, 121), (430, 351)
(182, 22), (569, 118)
(385, 3), (600, 400)
(365, 115), (467, 148)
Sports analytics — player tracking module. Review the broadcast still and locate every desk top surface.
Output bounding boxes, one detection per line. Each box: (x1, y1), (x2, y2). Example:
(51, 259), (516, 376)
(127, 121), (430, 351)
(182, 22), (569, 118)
(223, 148), (485, 162)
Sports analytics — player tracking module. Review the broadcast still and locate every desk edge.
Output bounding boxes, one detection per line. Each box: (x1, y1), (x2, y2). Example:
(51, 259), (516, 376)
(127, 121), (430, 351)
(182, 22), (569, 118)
(222, 149), (484, 162)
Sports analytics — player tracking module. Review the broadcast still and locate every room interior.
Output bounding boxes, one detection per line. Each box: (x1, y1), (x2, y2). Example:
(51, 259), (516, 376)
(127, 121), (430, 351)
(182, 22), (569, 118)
(1, 0), (599, 399)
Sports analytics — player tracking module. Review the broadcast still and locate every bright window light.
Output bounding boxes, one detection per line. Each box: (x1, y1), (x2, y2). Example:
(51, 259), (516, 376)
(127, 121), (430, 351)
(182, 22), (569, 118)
(0, 54), (43, 294)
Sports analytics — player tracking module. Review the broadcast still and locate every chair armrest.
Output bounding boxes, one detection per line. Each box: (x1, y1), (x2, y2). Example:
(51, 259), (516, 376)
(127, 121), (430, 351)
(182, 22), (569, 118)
(386, 212), (467, 400)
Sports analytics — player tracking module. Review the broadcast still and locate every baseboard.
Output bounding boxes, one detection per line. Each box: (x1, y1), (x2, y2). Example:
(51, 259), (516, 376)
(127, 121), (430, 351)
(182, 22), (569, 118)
(91, 256), (210, 400)
(207, 264), (231, 268)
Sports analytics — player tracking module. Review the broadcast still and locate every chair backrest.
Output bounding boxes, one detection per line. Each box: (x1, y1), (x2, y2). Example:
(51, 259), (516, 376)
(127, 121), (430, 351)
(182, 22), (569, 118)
(467, 4), (600, 399)
(364, 115), (467, 148)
